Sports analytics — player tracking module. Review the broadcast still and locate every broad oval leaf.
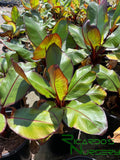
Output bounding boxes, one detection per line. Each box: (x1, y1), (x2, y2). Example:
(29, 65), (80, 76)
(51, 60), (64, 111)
(0, 67), (29, 107)
(11, 6), (20, 23)
(12, 61), (54, 99)
(63, 100), (108, 135)
(8, 107), (63, 140)
(21, 0), (31, 10)
(82, 20), (101, 49)
(24, 13), (47, 47)
(103, 26), (120, 48)
(68, 23), (86, 49)
(86, 85), (107, 105)
(65, 48), (89, 65)
(32, 33), (62, 60)
(2, 15), (12, 22)
(26, 71), (55, 99)
(87, 2), (98, 24)
(65, 66), (96, 100)
(3, 41), (33, 62)
(87, 25), (101, 49)
(30, 0), (40, 9)
(78, 85), (107, 105)
(93, 64), (120, 92)
(48, 65), (68, 101)
(0, 113), (6, 133)
(46, 44), (73, 83)
(52, 18), (68, 43)
(97, 0), (108, 38)
(12, 61), (30, 84)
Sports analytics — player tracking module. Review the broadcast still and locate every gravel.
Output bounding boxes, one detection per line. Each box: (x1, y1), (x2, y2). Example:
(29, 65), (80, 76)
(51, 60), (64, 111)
(0, 0), (21, 7)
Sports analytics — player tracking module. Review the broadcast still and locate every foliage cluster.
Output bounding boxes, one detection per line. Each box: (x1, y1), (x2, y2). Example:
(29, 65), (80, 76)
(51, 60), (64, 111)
(0, 0), (120, 144)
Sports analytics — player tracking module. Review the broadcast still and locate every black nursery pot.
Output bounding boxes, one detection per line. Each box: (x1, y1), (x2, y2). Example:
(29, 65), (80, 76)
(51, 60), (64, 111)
(66, 156), (94, 160)
(48, 129), (79, 155)
(1, 140), (31, 160)
(98, 111), (120, 139)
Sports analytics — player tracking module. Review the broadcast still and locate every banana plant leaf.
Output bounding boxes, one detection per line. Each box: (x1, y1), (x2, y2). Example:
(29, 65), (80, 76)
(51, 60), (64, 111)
(103, 26), (120, 48)
(68, 23), (86, 49)
(93, 64), (120, 92)
(52, 18), (68, 43)
(65, 48), (89, 65)
(78, 85), (107, 105)
(3, 41), (33, 62)
(46, 44), (73, 83)
(8, 107), (63, 140)
(0, 67), (29, 107)
(63, 100), (108, 135)
(65, 65), (96, 100)
(24, 13), (47, 47)
(0, 113), (6, 133)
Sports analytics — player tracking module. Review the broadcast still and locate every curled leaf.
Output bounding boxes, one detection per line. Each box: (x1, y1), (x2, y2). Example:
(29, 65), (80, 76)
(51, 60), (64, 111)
(32, 33), (62, 60)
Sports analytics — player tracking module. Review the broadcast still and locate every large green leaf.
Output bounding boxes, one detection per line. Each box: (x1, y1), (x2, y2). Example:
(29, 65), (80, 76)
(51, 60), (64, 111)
(65, 49), (89, 65)
(0, 113), (6, 133)
(86, 85), (106, 105)
(97, 0), (108, 38)
(62, 33), (76, 51)
(46, 44), (73, 83)
(3, 41), (33, 62)
(65, 66), (96, 100)
(78, 85), (106, 105)
(26, 71), (55, 98)
(87, 2), (98, 25)
(8, 107), (63, 140)
(24, 13), (47, 47)
(0, 67), (29, 107)
(93, 64), (120, 92)
(103, 26), (120, 48)
(68, 23), (86, 49)
(63, 100), (108, 135)
(52, 18), (68, 43)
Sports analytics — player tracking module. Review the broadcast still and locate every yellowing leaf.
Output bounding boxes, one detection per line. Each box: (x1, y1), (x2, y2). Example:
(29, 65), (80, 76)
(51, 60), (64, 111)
(7, 22), (16, 33)
(111, 127), (120, 143)
(2, 15), (12, 22)
(12, 60), (30, 84)
(87, 26), (101, 49)
(32, 33), (62, 60)
(30, 0), (39, 9)
(82, 20), (101, 49)
(21, 0), (31, 10)
(48, 65), (68, 101)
